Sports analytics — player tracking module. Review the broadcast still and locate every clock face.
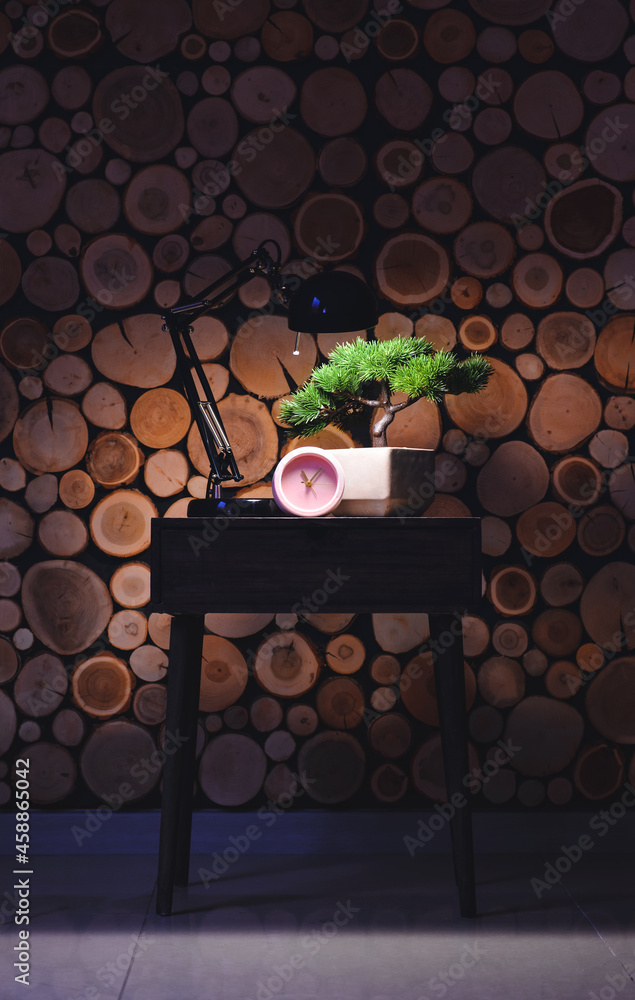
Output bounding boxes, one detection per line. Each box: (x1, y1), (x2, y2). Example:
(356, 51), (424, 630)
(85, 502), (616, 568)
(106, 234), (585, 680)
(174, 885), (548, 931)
(272, 447), (345, 517)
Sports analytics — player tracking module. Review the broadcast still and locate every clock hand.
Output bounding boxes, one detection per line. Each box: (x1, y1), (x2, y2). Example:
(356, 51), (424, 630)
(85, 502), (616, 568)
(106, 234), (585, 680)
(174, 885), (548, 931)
(300, 469), (318, 497)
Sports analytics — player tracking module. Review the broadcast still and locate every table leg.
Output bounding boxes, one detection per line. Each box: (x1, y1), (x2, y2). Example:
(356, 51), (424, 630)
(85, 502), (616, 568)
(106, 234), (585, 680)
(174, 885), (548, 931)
(174, 618), (204, 888)
(429, 613), (476, 918)
(156, 614), (204, 916)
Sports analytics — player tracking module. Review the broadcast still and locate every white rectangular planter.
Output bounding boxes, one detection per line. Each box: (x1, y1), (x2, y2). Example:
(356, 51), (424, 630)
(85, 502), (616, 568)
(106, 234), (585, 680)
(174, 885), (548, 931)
(323, 447), (435, 517)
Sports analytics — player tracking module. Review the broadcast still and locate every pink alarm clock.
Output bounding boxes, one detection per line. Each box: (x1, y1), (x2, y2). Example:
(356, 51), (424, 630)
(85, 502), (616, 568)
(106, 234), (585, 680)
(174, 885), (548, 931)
(272, 446), (345, 517)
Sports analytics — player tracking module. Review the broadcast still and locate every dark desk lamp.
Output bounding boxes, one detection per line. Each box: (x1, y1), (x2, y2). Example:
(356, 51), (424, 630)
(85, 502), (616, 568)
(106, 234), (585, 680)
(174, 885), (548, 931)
(162, 241), (378, 516)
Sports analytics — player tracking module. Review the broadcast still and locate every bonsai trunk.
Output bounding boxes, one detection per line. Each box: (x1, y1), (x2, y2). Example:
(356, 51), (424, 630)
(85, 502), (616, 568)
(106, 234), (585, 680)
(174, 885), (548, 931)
(371, 380), (396, 447)
(371, 411), (393, 447)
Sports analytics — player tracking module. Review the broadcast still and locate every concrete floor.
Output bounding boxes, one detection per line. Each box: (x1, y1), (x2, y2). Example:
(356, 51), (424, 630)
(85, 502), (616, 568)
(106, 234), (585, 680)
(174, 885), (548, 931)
(1, 813), (635, 1000)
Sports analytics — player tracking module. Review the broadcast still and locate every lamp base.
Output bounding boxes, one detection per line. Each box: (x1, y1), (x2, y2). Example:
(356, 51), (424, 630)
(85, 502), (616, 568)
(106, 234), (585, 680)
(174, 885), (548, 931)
(186, 497), (280, 517)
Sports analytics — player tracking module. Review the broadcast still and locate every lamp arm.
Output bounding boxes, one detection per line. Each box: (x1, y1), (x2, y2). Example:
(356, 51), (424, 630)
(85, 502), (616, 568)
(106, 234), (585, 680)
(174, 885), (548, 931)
(169, 241), (283, 319)
(162, 241), (283, 494)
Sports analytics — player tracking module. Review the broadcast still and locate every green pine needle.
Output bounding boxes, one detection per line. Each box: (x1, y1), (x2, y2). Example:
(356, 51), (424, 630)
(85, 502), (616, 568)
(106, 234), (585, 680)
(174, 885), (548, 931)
(279, 335), (492, 438)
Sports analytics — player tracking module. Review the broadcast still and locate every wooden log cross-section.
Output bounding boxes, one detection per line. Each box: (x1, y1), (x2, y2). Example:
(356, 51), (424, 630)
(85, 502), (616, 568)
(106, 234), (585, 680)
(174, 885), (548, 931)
(369, 713), (412, 759)
(574, 744), (625, 801)
(188, 393), (278, 485)
(325, 634), (365, 674)
(551, 456), (602, 508)
(578, 506), (625, 557)
(72, 653), (133, 718)
(133, 683), (167, 726)
(0, 637), (19, 685)
(399, 650), (476, 725)
(0, 363), (18, 444)
(250, 696), (283, 733)
(316, 676), (365, 729)
(580, 563), (635, 652)
(477, 441), (548, 517)
(25, 475), (58, 515)
(301, 68), (367, 137)
(130, 388), (191, 448)
(230, 316), (316, 398)
(1, 317), (50, 372)
(375, 233), (450, 306)
(294, 193), (365, 261)
(0, 498), (34, 559)
(14, 399), (88, 475)
(80, 719), (160, 802)
(199, 733), (266, 805)
(411, 735), (480, 803)
(37, 510), (88, 558)
(297, 731), (365, 804)
(504, 696), (584, 777)
(52, 708), (85, 747)
(90, 491), (157, 557)
(23, 743), (76, 805)
(108, 610), (147, 650)
(199, 634), (248, 712)
(109, 562), (151, 609)
(14, 653), (68, 718)
(92, 316), (176, 388)
(22, 560), (112, 656)
(587, 658), (635, 744)
(86, 432), (143, 488)
(253, 631), (320, 698)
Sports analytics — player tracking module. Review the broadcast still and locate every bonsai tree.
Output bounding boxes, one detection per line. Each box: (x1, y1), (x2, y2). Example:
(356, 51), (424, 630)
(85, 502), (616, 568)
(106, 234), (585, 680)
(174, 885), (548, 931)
(278, 336), (492, 447)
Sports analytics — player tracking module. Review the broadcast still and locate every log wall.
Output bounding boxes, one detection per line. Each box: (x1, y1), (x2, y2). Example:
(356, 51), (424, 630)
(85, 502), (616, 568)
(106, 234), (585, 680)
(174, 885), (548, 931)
(1, 0), (634, 810)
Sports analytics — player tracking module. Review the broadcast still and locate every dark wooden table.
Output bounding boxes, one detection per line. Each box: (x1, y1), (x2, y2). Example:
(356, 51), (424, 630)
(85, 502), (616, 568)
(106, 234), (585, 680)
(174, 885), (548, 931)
(150, 516), (481, 917)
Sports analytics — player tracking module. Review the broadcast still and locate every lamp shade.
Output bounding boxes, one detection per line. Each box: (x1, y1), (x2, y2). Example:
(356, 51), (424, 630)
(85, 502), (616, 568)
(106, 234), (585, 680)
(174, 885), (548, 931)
(287, 270), (378, 334)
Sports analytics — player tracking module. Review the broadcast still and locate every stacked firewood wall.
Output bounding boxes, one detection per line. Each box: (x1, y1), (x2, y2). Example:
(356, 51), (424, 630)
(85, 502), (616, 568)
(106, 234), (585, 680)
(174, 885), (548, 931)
(1, 0), (634, 810)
